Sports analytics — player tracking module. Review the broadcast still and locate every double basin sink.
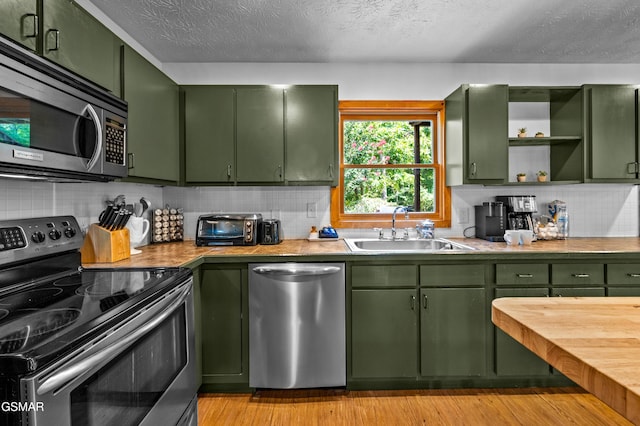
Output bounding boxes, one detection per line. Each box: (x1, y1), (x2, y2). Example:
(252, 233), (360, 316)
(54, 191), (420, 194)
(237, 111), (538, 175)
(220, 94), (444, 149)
(344, 237), (476, 253)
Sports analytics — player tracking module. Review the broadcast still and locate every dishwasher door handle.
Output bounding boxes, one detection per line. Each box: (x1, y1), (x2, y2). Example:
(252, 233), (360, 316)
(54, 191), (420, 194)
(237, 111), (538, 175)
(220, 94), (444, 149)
(252, 265), (342, 277)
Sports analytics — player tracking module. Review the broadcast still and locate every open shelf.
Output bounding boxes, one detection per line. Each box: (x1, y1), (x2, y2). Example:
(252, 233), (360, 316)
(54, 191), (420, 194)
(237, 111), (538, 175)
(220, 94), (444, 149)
(509, 136), (582, 146)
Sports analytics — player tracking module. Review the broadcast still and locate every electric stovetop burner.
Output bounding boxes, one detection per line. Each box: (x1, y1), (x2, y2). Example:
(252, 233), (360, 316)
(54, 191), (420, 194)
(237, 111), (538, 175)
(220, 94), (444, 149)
(0, 308), (81, 354)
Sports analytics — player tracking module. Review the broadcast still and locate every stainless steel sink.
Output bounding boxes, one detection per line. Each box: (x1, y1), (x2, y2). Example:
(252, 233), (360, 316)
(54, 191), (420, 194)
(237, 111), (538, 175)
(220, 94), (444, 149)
(344, 237), (476, 253)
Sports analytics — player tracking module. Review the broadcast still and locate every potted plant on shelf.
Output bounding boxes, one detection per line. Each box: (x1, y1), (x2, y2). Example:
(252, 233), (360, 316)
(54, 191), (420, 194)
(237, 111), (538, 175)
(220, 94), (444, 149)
(535, 131), (545, 138)
(517, 127), (527, 138)
(537, 170), (548, 182)
(516, 173), (527, 182)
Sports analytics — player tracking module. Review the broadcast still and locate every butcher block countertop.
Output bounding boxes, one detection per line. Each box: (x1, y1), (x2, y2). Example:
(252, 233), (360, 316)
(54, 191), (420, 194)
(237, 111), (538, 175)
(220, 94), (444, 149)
(492, 297), (640, 425)
(81, 237), (640, 268)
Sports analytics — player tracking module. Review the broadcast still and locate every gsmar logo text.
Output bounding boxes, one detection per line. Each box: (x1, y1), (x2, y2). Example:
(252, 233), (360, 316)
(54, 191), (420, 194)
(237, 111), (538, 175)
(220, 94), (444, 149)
(1, 401), (45, 412)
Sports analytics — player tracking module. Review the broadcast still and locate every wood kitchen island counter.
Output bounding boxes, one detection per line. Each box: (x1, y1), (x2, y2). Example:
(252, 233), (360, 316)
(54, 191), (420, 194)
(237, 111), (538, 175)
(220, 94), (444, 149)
(492, 297), (640, 425)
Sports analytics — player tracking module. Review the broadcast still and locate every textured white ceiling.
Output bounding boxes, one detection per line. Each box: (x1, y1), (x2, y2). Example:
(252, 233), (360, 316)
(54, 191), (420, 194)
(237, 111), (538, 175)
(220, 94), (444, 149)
(87, 0), (640, 63)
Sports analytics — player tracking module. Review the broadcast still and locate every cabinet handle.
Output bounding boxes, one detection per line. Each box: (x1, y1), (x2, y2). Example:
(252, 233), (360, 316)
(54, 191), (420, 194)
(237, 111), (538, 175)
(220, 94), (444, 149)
(516, 274), (533, 278)
(571, 274), (590, 278)
(410, 295), (416, 311)
(627, 273), (640, 278)
(24, 14), (38, 38)
(278, 165), (282, 179)
(227, 164), (232, 178)
(422, 294), (428, 310)
(329, 163), (334, 179)
(127, 153), (134, 169)
(470, 162), (477, 176)
(47, 29), (60, 51)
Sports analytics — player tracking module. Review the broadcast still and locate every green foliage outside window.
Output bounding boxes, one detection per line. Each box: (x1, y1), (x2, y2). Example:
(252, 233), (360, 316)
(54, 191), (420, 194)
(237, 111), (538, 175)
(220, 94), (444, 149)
(343, 121), (435, 213)
(0, 120), (30, 146)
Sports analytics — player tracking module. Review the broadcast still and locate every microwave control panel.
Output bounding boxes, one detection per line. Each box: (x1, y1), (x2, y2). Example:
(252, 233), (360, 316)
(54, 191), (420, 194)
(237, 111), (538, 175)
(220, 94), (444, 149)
(105, 118), (126, 165)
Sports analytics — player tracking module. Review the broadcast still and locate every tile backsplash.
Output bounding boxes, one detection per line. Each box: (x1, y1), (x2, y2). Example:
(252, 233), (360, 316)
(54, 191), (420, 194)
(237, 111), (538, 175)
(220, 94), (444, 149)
(0, 178), (637, 240)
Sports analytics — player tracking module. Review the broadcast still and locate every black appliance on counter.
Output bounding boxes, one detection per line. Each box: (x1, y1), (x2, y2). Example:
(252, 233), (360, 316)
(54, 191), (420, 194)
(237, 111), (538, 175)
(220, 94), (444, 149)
(260, 219), (283, 245)
(195, 213), (262, 246)
(0, 216), (197, 426)
(474, 201), (506, 242)
(496, 195), (537, 231)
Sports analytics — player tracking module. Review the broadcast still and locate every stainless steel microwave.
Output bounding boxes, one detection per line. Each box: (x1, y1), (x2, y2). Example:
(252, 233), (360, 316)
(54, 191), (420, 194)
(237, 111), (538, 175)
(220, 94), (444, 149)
(0, 38), (127, 181)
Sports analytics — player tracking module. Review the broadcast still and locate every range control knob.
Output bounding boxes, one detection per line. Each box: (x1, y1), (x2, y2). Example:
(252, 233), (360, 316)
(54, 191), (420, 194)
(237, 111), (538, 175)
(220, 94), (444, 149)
(31, 231), (46, 243)
(49, 229), (62, 241)
(64, 227), (76, 238)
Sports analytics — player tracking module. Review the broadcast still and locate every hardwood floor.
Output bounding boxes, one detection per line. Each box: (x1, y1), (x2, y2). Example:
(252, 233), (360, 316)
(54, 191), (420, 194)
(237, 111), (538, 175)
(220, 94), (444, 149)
(198, 387), (631, 425)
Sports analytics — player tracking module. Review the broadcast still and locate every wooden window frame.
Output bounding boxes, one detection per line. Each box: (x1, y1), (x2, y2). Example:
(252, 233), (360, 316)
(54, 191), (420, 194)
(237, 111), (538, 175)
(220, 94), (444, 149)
(330, 100), (451, 229)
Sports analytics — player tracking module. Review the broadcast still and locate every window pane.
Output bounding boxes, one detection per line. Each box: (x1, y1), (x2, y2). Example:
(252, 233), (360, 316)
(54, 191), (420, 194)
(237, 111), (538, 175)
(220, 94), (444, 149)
(344, 168), (435, 213)
(345, 121), (433, 165)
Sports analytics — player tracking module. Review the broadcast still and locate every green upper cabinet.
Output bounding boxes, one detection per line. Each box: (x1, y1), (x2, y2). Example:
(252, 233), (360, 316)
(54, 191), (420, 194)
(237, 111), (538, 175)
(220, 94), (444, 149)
(41, 0), (120, 94)
(284, 86), (338, 185)
(236, 87), (285, 183)
(123, 45), (179, 183)
(182, 85), (338, 186)
(183, 86), (235, 183)
(445, 84), (508, 185)
(584, 85), (639, 181)
(0, 0), (38, 51)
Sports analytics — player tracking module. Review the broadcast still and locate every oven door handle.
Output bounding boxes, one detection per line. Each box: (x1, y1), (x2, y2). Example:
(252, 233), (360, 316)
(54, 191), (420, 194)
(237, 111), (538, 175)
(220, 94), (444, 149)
(37, 282), (191, 395)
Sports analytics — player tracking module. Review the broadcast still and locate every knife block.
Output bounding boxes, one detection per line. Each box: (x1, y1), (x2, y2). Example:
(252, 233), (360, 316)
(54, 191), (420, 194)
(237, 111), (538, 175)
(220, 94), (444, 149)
(80, 224), (130, 263)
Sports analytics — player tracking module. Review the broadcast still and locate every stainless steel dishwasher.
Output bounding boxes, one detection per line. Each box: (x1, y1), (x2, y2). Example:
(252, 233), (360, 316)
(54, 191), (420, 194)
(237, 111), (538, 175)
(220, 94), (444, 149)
(249, 262), (346, 389)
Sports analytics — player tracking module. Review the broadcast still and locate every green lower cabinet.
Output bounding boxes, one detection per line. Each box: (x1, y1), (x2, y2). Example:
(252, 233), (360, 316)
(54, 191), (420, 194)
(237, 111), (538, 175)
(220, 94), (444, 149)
(551, 287), (605, 297)
(420, 287), (486, 377)
(351, 289), (418, 378)
(494, 288), (551, 376)
(199, 266), (249, 390)
(608, 287), (640, 296)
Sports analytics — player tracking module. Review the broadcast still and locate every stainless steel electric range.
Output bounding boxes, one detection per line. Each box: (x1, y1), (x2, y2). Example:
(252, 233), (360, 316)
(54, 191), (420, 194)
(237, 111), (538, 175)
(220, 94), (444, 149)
(0, 216), (196, 426)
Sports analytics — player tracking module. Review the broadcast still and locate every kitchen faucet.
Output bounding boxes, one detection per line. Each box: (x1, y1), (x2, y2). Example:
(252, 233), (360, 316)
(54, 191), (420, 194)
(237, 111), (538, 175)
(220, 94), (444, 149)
(391, 206), (409, 239)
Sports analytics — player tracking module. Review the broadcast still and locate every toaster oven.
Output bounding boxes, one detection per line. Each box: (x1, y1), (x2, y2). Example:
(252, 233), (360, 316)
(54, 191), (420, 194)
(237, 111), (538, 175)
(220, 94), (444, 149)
(195, 214), (262, 246)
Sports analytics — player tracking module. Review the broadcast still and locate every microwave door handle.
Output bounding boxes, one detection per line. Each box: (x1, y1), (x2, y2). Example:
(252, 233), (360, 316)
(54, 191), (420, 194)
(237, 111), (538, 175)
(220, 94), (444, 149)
(36, 282), (191, 395)
(82, 104), (103, 171)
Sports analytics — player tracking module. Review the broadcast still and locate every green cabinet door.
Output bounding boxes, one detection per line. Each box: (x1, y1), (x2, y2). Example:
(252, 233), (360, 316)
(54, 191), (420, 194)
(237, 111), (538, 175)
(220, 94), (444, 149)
(0, 0), (38, 51)
(551, 287), (605, 297)
(284, 86), (338, 184)
(123, 45), (179, 183)
(494, 288), (550, 376)
(236, 87), (284, 182)
(445, 85), (508, 185)
(183, 86), (235, 183)
(585, 85), (638, 180)
(420, 287), (486, 377)
(42, 0), (120, 93)
(200, 267), (248, 387)
(351, 289), (418, 378)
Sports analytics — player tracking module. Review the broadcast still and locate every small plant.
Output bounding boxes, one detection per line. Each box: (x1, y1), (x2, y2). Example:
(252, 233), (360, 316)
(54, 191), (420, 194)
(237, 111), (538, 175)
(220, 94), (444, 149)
(537, 170), (547, 176)
(517, 172), (526, 176)
(516, 172), (527, 182)
(517, 127), (527, 138)
(535, 131), (545, 137)
(537, 170), (548, 182)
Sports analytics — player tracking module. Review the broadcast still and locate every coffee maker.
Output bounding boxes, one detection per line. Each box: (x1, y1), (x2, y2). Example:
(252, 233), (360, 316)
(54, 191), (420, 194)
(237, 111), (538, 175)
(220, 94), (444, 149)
(496, 195), (537, 231)
(474, 201), (506, 242)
